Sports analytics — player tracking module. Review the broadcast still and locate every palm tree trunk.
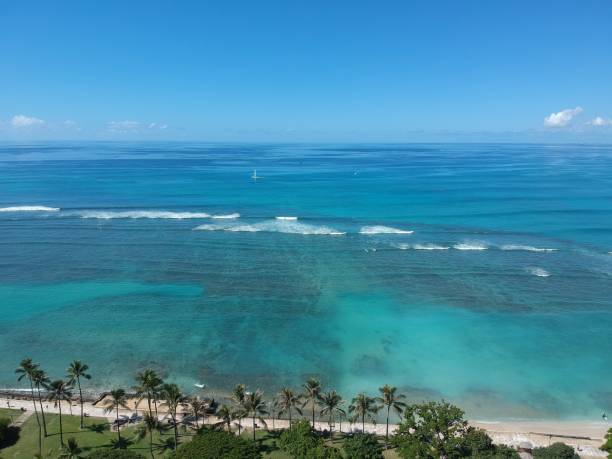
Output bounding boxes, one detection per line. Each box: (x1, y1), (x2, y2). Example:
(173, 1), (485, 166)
(153, 396), (159, 418)
(312, 404), (315, 428)
(77, 377), (84, 429)
(288, 407), (292, 425)
(35, 384), (48, 436)
(28, 378), (42, 456)
(147, 393), (152, 416)
(116, 406), (121, 441)
(329, 413), (332, 431)
(362, 413), (365, 433)
(173, 415), (179, 450)
(238, 418), (242, 435)
(58, 399), (64, 445)
(252, 416), (256, 442)
(149, 429), (154, 459)
(385, 405), (390, 443)
(195, 413), (199, 429)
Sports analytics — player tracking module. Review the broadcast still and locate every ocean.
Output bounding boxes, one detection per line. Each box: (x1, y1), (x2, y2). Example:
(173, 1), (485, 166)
(0, 142), (611, 420)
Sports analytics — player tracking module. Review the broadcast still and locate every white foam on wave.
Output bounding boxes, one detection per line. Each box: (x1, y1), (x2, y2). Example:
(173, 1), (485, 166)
(413, 243), (450, 250)
(80, 210), (212, 219)
(359, 225), (413, 235)
(501, 244), (557, 252)
(526, 267), (550, 277)
(194, 219), (344, 235)
(453, 242), (488, 251)
(212, 213), (240, 219)
(275, 216), (298, 220)
(0, 206), (60, 212)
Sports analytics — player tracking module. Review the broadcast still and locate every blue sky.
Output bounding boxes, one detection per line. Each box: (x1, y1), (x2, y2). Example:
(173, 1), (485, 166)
(1, 0), (612, 141)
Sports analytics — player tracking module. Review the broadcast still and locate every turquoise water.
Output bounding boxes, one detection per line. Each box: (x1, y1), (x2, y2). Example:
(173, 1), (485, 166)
(0, 142), (611, 420)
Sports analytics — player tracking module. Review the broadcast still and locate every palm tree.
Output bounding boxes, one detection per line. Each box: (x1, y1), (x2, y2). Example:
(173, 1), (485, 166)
(215, 404), (233, 432)
(276, 387), (303, 426)
(243, 390), (268, 442)
(67, 361), (91, 429)
(302, 378), (322, 428)
(160, 383), (187, 450)
(231, 384), (246, 435)
(47, 379), (73, 445)
(32, 368), (50, 437)
(349, 393), (379, 433)
(376, 385), (407, 442)
(320, 390), (345, 432)
(135, 412), (161, 459)
(59, 437), (82, 458)
(133, 369), (162, 416)
(187, 396), (206, 429)
(15, 358), (42, 454)
(102, 388), (129, 443)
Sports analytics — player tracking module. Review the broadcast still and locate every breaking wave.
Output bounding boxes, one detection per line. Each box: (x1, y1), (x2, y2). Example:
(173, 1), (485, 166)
(501, 244), (557, 252)
(0, 206), (60, 212)
(359, 225), (413, 235)
(194, 220), (344, 235)
(526, 267), (550, 277)
(212, 213), (240, 219)
(412, 243), (450, 250)
(79, 210), (213, 219)
(453, 242), (488, 251)
(275, 216), (298, 220)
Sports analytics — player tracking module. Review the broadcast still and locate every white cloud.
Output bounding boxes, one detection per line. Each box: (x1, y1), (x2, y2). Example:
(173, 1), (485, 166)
(543, 107), (583, 127)
(11, 114), (45, 127)
(148, 122), (168, 130)
(587, 116), (612, 127)
(107, 120), (141, 133)
(63, 120), (77, 127)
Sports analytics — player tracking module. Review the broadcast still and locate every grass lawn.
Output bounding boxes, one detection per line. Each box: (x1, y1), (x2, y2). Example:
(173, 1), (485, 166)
(0, 408), (21, 420)
(0, 413), (188, 458)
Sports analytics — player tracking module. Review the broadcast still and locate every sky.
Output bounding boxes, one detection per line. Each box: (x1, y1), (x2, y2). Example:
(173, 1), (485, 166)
(1, 0), (612, 142)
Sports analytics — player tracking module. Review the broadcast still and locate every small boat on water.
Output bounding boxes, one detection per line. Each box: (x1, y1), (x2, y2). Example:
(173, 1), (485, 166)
(251, 169), (260, 180)
(194, 383), (205, 389)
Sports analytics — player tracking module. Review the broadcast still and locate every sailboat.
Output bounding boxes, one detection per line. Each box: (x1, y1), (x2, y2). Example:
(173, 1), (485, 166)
(251, 169), (259, 180)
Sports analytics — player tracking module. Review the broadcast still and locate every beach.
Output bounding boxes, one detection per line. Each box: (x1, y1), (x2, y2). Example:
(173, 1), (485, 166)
(1, 395), (608, 457)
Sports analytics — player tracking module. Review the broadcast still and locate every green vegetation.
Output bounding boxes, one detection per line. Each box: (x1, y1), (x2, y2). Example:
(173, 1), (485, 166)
(393, 401), (518, 459)
(173, 428), (260, 458)
(2, 356), (586, 459)
(602, 428), (612, 459)
(343, 433), (383, 459)
(532, 442), (579, 459)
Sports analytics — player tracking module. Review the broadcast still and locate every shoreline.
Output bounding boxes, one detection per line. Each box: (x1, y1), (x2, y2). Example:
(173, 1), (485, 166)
(1, 394), (608, 458)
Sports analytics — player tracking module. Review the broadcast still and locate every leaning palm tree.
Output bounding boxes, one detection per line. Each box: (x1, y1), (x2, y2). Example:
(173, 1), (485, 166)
(215, 404), (233, 432)
(320, 390), (345, 432)
(276, 387), (303, 426)
(349, 393), (379, 433)
(59, 437), (82, 458)
(32, 368), (50, 437)
(67, 361), (91, 429)
(231, 383), (247, 435)
(135, 412), (161, 459)
(15, 358), (42, 452)
(133, 369), (162, 416)
(302, 378), (322, 428)
(187, 396), (206, 429)
(160, 383), (187, 450)
(102, 388), (129, 443)
(47, 379), (73, 446)
(243, 390), (268, 442)
(376, 385), (407, 442)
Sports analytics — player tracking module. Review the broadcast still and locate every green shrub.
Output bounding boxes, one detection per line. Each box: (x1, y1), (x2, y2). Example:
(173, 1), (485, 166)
(173, 429), (261, 459)
(0, 417), (19, 448)
(463, 427), (518, 458)
(602, 428), (612, 458)
(305, 445), (343, 459)
(343, 433), (383, 459)
(532, 442), (579, 459)
(279, 420), (323, 458)
(87, 450), (146, 459)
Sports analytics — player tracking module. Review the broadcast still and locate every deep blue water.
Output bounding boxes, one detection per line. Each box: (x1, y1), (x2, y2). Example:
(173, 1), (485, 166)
(1, 142), (611, 420)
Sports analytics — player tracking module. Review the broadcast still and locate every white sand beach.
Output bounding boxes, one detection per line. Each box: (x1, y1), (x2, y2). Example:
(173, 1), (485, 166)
(2, 395), (608, 458)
